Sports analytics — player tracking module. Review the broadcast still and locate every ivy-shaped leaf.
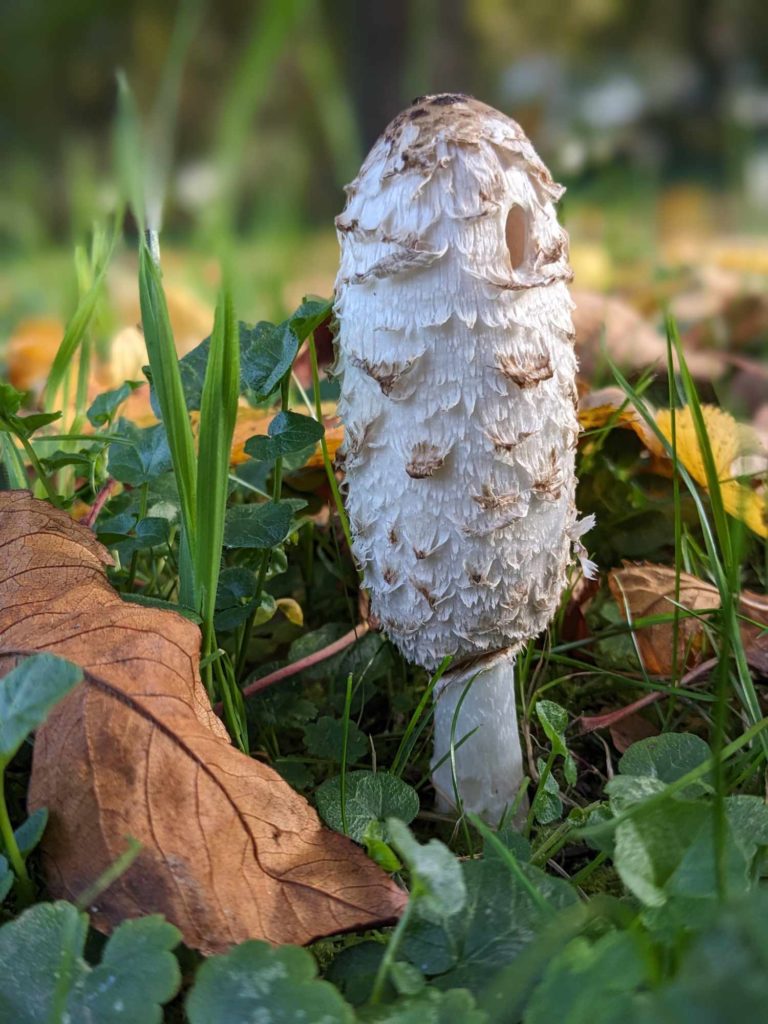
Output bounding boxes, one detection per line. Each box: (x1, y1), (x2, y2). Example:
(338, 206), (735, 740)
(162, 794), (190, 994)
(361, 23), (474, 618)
(316, 772), (419, 843)
(107, 420), (172, 486)
(245, 411), (324, 462)
(0, 902), (180, 1023)
(186, 941), (355, 1024)
(223, 499), (305, 548)
(87, 381), (142, 426)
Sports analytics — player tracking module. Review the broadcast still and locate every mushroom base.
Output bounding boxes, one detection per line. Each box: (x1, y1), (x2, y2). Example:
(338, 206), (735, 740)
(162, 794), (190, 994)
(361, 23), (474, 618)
(431, 648), (525, 824)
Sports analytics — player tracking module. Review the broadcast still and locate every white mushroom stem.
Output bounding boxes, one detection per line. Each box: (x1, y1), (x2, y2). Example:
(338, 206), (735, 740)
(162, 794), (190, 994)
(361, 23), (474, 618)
(431, 650), (523, 824)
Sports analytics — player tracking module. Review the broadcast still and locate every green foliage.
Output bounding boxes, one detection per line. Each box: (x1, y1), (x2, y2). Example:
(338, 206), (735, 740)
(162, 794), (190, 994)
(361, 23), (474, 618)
(304, 715), (368, 762)
(245, 410), (325, 461)
(535, 699), (577, 785)
(168, 299), (331, 413)
(618, 732), (713, 787)
(358, 987), (487, 1023)
(87, 381), (142, 427)
(0, 655), (82, 903)
(316, 772), (420, 843)
(139, 242), (200, 603)
(5, 106), (767, 1020)
(0, 655), (82, 763)
(223, 499), (305, 548)
(401, 838), (576, 991)
(0, 903), (180, 1023)
(388, 821), (466, 923)
(186, 941), (355, 1024)
(107, 420), (172, 486)
(523, 932), (645, 1024)
(13, 808), (48, 858)
(194, 278), (240, 711)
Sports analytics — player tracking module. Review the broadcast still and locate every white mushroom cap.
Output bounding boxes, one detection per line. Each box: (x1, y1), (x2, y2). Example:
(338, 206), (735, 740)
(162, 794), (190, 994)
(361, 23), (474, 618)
(335, 93), (584, 672)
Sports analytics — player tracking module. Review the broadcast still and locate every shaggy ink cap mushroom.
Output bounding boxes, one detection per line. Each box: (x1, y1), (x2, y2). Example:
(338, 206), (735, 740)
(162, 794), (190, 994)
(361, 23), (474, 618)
(334, 93), (594, 822)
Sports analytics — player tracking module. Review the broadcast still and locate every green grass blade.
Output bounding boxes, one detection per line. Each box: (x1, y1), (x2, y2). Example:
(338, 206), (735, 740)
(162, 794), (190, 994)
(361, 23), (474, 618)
(611, 349), (766, 752)
(42, 221), (119, 411)
(138, 243), (199, 587)
(145, 0), (205, 231)
(195, 278), (240, 697)
(114, 71), (146, 235)
(0, 434), (29, 490)
(204, 0), (310, 238)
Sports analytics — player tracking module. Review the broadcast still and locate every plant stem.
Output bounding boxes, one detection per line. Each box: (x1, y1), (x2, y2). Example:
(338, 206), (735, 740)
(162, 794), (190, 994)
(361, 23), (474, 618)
(223, 624), (368, 713)
(235, 377), (290, 681)
(525, 748), (557, 837)
(308, 334), (354, 555)
(340, 673), (353, 835)
(126, 481), (149, 593)
(16, 434), (60, 507)
(369, 900), (415, 1005)
(569, 850), (608, 887)
(0, 764), (33, 906)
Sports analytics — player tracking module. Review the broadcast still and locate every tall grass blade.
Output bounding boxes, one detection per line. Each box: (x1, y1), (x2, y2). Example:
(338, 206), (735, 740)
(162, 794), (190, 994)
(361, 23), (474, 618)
(138, 242), (199, 604)
(145, 0), (205, 232)
(195, 278), (240, 708)
(204, 0), (309, 239)
(114, 71), (146, 235)
(42, 221), (119, 411)
(611, 347), (766, 756)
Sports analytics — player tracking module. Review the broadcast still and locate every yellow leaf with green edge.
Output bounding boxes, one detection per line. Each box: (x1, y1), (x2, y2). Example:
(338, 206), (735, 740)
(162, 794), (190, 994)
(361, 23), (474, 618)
(655, 405), (767, 538)
(577, 392), (766, 538)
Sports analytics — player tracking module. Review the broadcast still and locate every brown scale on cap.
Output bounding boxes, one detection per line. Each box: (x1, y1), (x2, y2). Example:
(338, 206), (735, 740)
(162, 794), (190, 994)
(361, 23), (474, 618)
(496, 353), (554, 389)
(350, 355), (416, 396)
(405, 442), (449, 479)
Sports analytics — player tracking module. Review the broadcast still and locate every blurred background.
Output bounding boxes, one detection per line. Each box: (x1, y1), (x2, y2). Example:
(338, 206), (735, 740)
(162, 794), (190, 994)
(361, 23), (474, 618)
(3, 0), (768, 355)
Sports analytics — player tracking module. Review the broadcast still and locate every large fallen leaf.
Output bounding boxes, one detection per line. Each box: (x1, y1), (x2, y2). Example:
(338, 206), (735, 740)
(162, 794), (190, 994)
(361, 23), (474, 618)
(609, 562), (768, 676)
(580, 391), (767, 538)
(0, 491), (405, 953)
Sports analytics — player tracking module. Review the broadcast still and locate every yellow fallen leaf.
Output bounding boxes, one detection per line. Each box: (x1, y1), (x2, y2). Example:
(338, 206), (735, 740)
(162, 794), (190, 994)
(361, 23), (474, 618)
(7, 317), (68, 394)
(656, 406), (767, 538)
(276, 597), (304, 626)
(579, 391), (767, 537)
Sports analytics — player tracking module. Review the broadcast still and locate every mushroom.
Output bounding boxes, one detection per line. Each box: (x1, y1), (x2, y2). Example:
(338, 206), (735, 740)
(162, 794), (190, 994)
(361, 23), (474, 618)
(334, 94), (595, 824)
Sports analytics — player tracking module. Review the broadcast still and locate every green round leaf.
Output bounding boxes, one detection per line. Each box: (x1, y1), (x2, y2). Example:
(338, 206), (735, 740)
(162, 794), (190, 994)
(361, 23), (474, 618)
(316, 771), (419, 843)
(186, 941), (355, 1024)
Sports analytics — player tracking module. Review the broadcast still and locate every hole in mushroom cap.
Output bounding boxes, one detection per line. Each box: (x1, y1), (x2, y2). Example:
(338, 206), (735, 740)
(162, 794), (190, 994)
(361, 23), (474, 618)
(505, 205), (527, 270)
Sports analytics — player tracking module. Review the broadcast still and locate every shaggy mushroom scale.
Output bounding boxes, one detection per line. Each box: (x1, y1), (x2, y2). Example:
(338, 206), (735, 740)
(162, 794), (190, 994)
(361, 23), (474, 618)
(334, 94), (594, 823)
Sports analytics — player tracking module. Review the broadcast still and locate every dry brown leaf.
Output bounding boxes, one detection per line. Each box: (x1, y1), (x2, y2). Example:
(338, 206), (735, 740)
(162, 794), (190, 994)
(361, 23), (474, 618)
(571, 289), (724, 380)
(740, 590), (768, 674)
(0, 491), (405, 953)
(609, 562), (768, 676)
(578, 387), (655, 442)
(608, 712), (660, 754)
